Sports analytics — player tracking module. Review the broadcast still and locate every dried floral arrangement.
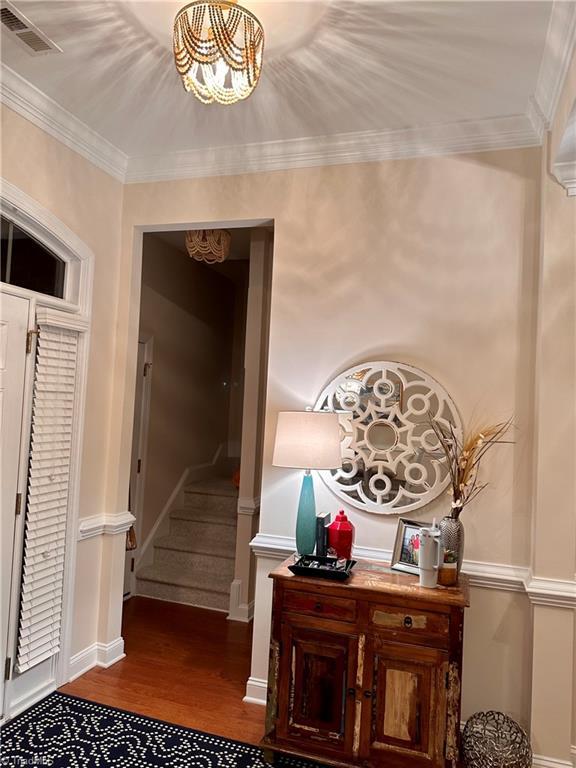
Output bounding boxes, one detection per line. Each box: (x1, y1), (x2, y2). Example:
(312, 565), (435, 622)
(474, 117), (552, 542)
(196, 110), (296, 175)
(428, 417), (513, 519)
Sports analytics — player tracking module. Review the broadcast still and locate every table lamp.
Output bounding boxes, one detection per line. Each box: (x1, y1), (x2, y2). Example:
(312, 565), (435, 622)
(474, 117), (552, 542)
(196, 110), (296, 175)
(272, 410), (342, 555)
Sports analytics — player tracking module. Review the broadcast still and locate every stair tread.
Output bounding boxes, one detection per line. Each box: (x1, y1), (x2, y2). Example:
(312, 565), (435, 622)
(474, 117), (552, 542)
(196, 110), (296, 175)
(184, 477), (238, 498)
(136, 563), (231, 594)
(154, 534), (235, 558)
(170, 508), (237, 525)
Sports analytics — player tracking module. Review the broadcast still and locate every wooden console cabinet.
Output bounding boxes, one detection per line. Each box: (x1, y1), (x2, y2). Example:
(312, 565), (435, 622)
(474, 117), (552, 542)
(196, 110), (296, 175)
(262, 558), (469, 768)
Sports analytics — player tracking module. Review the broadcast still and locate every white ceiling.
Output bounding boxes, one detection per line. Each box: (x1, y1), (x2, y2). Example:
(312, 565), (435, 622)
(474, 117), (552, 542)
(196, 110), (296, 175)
(1, 1), (575, 181)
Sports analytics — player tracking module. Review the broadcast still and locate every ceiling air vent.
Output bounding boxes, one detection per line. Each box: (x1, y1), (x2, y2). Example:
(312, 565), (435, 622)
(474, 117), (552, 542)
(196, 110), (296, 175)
(0, 1), (61, 56)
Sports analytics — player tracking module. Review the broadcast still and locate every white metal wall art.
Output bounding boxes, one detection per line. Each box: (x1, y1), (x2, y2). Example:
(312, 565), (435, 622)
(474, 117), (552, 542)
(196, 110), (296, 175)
(314, 361), (463, 515)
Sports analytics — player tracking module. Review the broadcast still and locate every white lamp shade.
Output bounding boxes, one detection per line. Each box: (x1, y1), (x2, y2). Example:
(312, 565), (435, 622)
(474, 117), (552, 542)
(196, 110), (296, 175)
(272, 411), (342, 470)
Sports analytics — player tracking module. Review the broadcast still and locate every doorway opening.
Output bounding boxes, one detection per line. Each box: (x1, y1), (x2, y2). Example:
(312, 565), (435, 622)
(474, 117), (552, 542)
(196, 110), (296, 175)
(124, 224), (272, 641)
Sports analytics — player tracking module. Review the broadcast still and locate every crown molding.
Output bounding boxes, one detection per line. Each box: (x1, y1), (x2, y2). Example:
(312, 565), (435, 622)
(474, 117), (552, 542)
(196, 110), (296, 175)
(0, 64), (544, 184)
(553, 160), (576, 196)
(125, 113), (541, 183)
(0, 64), (127, 182)
(553, 101), (576, 195)
(533, 1), (576, 128)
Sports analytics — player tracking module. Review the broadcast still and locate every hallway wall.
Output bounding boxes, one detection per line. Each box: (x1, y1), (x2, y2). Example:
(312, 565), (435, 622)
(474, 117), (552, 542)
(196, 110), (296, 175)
(117, 145), (541, 734)
(139, 234), (235, 541)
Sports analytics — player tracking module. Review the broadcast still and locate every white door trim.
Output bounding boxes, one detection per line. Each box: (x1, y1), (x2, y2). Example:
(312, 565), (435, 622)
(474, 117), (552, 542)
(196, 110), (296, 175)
(125, 336), (153, 597)
(0, 179), (94, 717)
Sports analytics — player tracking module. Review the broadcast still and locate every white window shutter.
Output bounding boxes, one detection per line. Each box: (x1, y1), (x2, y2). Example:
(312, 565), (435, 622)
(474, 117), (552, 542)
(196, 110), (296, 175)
(16, 324), (78, 673)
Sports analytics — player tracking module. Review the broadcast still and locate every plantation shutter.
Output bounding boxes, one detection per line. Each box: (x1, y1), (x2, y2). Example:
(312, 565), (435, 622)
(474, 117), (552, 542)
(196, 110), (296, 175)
(16, 323), (79, 673)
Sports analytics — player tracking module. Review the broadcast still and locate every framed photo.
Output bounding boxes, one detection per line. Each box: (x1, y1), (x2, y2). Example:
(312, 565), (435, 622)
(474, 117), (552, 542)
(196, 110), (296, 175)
(390, 518), (428, 575)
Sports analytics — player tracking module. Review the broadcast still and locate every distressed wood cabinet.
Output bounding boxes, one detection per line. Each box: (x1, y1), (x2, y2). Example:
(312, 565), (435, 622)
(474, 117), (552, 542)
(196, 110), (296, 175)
(262, 559), (469, 768)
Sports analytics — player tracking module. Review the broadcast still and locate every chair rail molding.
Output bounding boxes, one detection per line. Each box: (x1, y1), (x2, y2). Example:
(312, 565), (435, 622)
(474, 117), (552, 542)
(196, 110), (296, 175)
(525, 574), (576, 609)
(238, 497), (260, 516)
(78, 511), (135, 540)
(249, 533), (576, 601)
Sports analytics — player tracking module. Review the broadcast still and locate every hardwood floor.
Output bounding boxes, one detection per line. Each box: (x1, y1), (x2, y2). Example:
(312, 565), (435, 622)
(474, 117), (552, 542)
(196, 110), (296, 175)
(60, 596), (265, 744)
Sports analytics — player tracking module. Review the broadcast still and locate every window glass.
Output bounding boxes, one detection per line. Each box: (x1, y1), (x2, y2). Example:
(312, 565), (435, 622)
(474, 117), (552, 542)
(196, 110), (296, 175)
(0, 216), (65, 298)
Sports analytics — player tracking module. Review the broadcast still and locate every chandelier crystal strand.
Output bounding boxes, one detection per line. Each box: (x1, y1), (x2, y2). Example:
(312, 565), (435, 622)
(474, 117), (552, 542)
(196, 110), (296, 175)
(174, 0), (264, 105)
(186, 230), (231, 264)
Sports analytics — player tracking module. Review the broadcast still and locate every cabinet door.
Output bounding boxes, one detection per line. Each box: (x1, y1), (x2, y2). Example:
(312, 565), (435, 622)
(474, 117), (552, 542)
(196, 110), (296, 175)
(360, 636), (448, 767)
(278, 622), (357, 757)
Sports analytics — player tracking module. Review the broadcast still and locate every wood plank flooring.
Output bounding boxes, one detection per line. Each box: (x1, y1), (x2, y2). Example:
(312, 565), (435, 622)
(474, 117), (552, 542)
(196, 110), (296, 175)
(60, 596), (265, 744)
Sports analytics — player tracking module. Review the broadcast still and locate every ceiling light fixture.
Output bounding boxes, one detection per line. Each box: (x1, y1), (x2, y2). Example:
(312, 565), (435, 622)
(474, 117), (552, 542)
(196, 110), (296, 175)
(173, 0), (264, 105)
(186, 229), (231, 263)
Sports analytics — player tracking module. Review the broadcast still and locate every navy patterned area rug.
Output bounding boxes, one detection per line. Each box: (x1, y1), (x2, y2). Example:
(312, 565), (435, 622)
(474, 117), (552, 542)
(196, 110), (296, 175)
(0, 692), (310, 768)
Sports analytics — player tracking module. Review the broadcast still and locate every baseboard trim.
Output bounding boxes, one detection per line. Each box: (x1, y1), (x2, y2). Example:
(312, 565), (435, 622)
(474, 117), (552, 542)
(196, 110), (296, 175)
(228, 579), (255, 622)
(532, 755), (573, 768)
(244, 676), (267, 706)
(68, 637), (125, 682)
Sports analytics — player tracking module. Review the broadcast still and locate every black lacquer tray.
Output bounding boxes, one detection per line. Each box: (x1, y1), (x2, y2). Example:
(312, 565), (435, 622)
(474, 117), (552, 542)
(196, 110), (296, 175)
(288, 555), (357, 581)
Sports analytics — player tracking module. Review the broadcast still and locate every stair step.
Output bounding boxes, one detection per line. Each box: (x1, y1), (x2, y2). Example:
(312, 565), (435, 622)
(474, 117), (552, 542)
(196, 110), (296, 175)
(154, 536), (235, 574)
(136, 563), (231, 611)
(184, 477), (238, 498)
(171, 506), (236, 525)
(183, 494), (237, 515)
(169, 517), (237, 545)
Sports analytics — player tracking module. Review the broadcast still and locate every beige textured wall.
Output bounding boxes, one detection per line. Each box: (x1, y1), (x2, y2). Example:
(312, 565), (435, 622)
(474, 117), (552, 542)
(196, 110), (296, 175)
(121, 150), (540, 563)
(462, 588), (532, 725)
(138, 234), (235, 540)
(1, 106), (123, 654)
(116, 148), (541, 723)
(542, 47), (576, 752)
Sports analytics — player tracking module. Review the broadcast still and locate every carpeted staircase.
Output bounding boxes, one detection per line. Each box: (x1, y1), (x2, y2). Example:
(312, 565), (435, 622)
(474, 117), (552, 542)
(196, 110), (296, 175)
(136, 476), (238, 611)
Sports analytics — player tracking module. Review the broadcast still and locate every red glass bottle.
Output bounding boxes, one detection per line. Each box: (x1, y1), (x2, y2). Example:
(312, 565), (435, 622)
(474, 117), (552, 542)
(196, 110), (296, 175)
(327, 510), (355, 560)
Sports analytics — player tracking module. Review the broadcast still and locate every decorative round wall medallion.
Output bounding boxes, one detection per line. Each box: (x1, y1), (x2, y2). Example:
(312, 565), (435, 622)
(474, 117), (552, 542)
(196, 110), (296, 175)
(314, 361), (463, 515)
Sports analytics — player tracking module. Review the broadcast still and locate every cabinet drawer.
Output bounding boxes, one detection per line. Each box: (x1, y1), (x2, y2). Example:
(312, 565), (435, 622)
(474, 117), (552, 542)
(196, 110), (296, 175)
(369, 606), (449, 644)
(283, 590), (357, 623)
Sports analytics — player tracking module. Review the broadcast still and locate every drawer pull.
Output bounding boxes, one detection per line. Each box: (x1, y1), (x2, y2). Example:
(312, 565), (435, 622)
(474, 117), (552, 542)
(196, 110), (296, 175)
(314, 602), (323, 612)
(363, 690), (373, 699)
(403, 615), (413, 628)
(347, 687), (356, 697)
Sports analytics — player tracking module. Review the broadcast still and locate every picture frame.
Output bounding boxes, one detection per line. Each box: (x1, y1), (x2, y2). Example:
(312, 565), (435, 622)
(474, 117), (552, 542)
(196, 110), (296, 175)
(390, 518), (429, 575)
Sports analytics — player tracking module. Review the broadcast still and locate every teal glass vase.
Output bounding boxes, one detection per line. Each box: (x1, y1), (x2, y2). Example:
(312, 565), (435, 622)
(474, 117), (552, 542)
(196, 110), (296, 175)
(296, 472), (316, 555)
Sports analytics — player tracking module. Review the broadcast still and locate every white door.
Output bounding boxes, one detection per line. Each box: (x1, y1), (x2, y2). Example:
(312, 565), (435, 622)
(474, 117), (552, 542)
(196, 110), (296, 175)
(0, 293), (30, 720)
(124, 341), (151, 597)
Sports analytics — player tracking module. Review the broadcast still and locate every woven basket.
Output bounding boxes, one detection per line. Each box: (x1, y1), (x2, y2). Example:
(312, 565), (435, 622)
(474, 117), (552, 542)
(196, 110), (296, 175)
(462, 711), (532, 768)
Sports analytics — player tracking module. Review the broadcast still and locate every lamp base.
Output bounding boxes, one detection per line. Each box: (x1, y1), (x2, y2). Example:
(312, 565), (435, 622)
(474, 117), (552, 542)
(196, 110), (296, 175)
(296, 472), (316, 555)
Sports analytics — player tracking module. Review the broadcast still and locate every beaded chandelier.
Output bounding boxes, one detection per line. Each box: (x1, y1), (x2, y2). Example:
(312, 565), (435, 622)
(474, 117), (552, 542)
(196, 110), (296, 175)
(173, 0), (264, 105)
(186, 229), (231, 263)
